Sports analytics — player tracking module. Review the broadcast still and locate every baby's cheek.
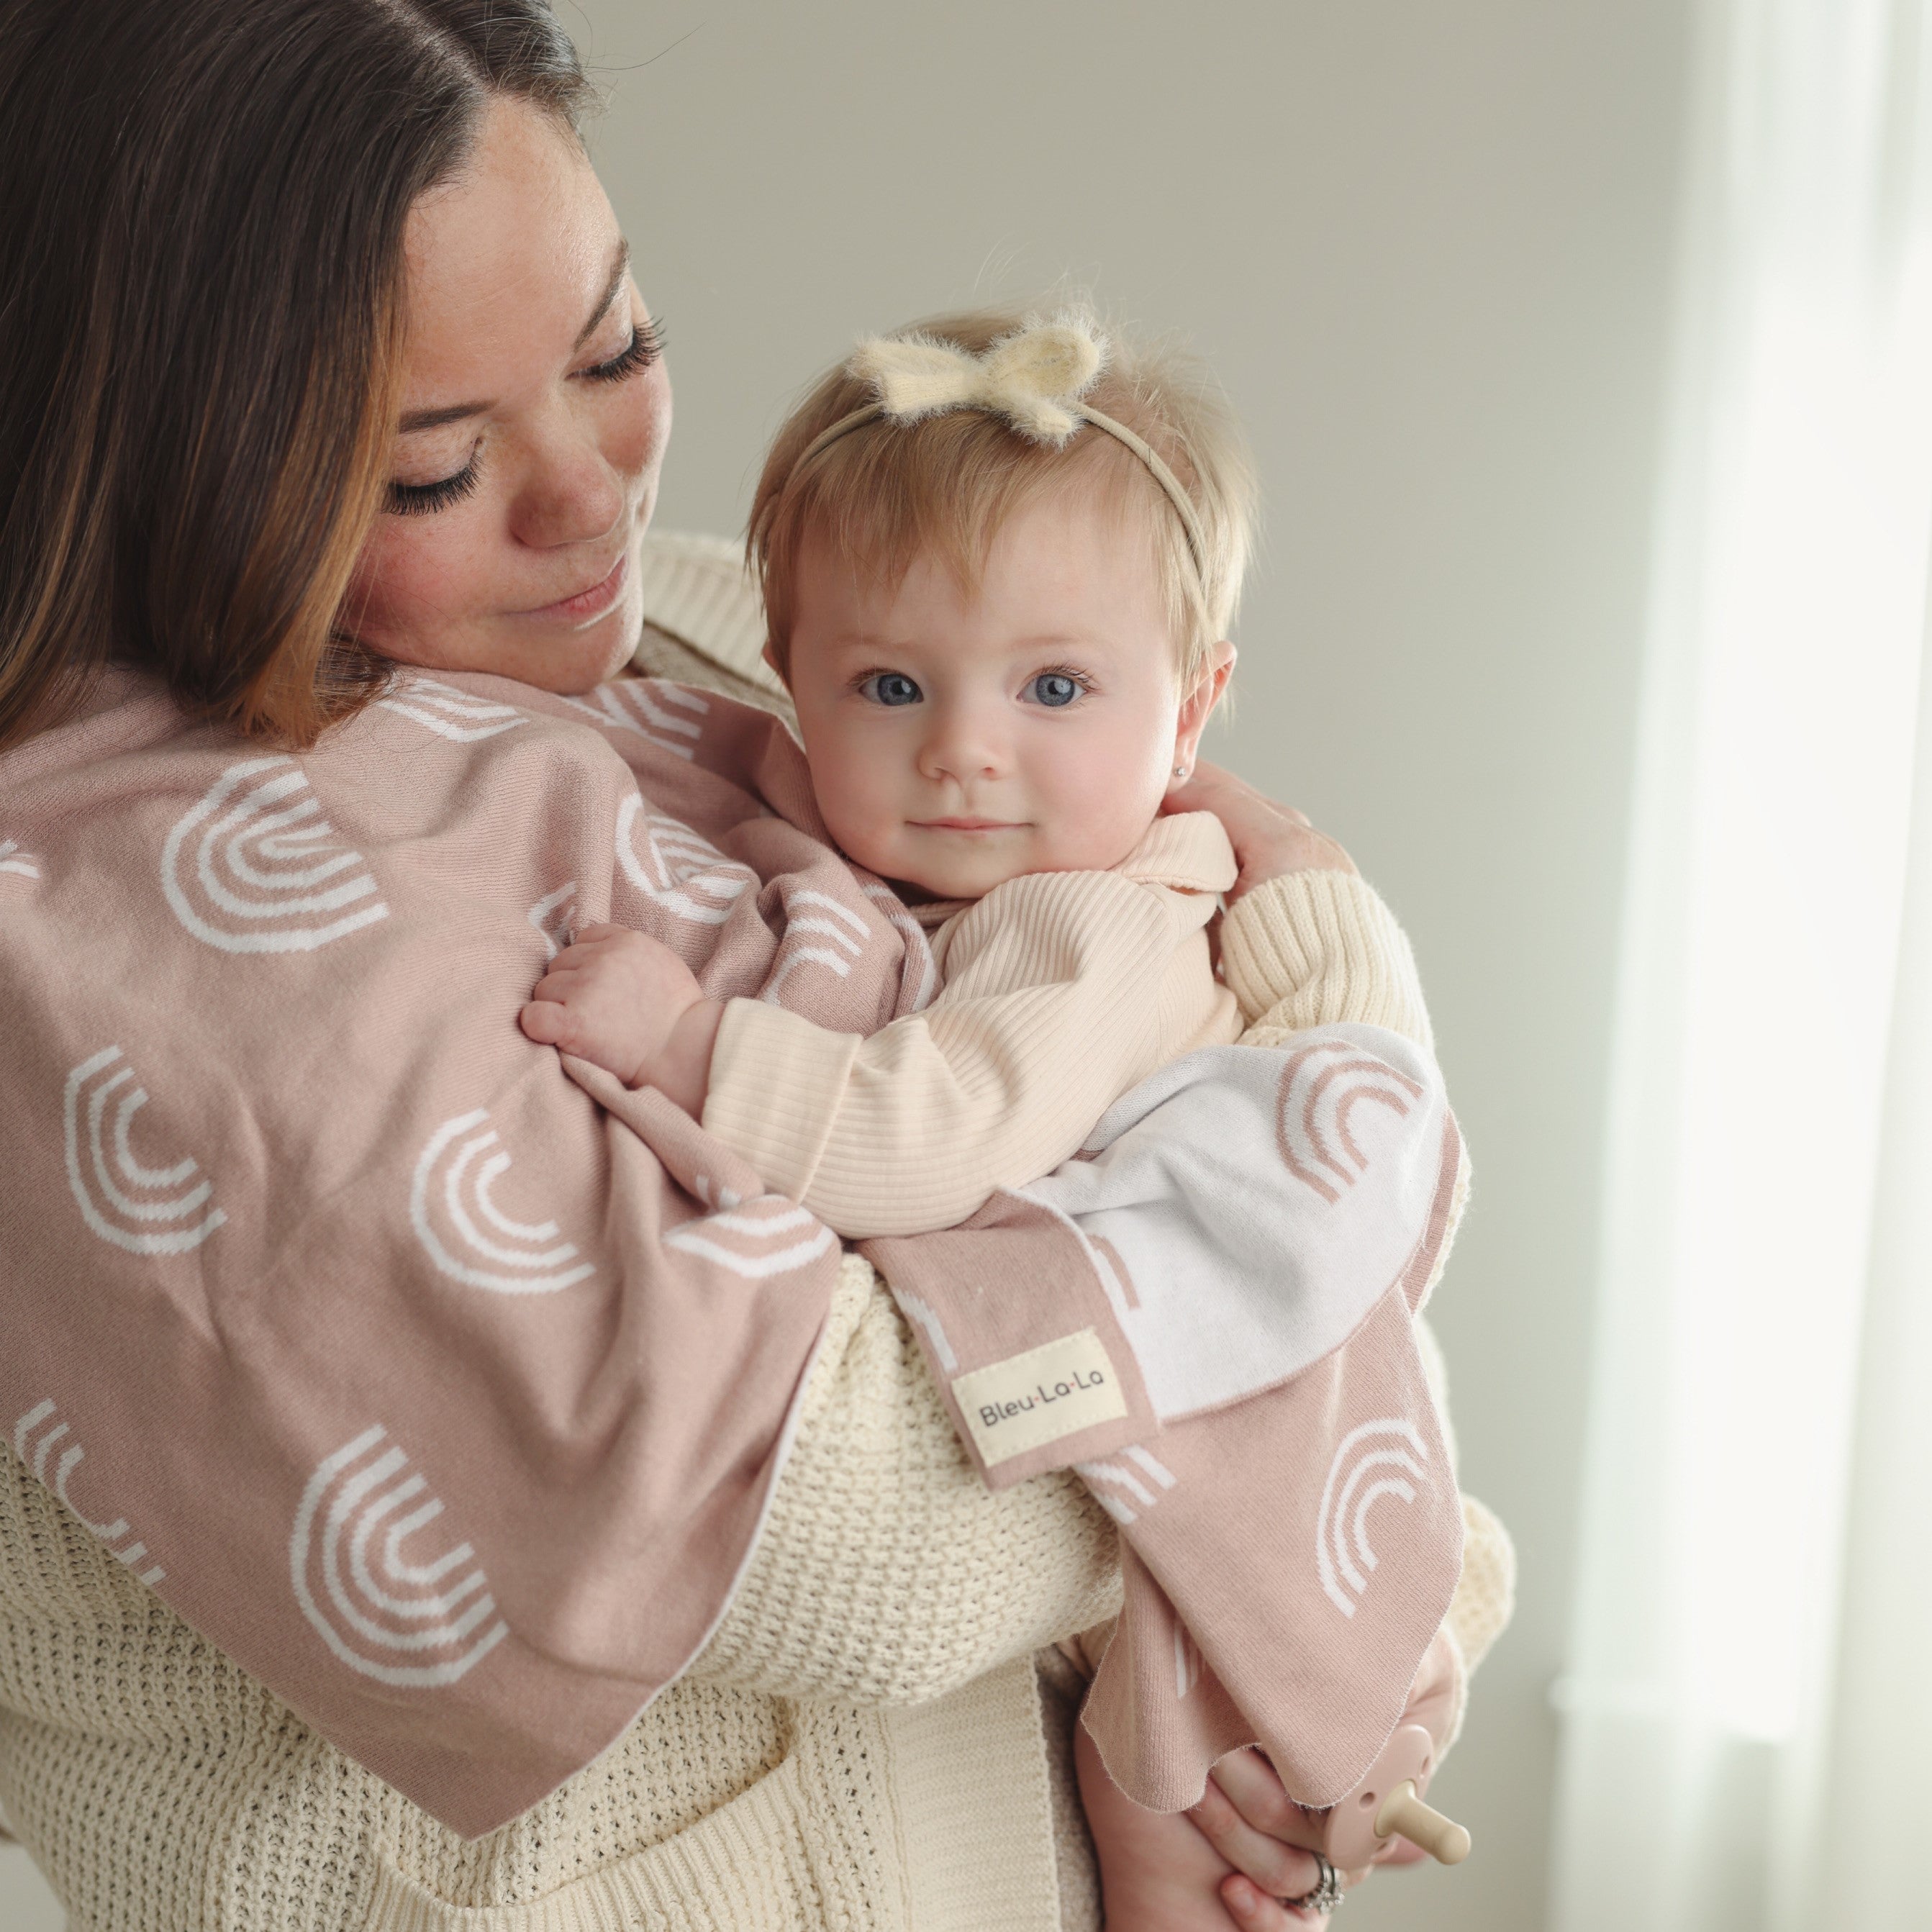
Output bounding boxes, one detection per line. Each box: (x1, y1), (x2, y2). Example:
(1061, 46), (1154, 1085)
(1036, 765), (1159, 869)
(813, 773), (898, 875)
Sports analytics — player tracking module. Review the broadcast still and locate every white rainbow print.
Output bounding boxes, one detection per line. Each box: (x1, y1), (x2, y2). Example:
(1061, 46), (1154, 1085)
(409, 1110), (595, 1295)
(1315, 1418), (1431, 1618)
(614, 794), (755, 927)
(290, 1425), (508, 1688)
(14, 1400), (165, 1586)
(1274, 1038), (1426, 1204)
(1074, 1446), (1179, 1528)
(562, 679), (707, 759)
(161, 755), (388, 954)
(63, 1046), (227, 1255)
(1174, 1624), (1204, 1701)
(0, 838), (41, 881)
(377, 675), (526, 742)
(761, 887), (871, 1004)
(665, 1183), (836, 1281)
(527, 880), (578, 960)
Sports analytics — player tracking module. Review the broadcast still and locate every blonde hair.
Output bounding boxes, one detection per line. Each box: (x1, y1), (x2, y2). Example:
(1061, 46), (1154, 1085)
(748, 301), (1258, 689)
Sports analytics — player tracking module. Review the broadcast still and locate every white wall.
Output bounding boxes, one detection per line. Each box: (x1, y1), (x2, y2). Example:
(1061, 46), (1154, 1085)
(0, 1838), (60, 1929)
(0, 5), (1692, 1923)
(577, 1), (1692, 1926)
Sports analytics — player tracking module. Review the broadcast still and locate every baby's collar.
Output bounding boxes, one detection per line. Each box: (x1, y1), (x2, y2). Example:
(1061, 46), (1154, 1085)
(901, 810), (1236, 928)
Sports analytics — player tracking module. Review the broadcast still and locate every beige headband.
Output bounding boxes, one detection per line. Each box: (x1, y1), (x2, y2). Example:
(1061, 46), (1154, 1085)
(790, 318), (1212, 588)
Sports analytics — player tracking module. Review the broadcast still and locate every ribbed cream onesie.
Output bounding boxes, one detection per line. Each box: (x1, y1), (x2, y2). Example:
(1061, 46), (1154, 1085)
(703, 811), (1241, 1238)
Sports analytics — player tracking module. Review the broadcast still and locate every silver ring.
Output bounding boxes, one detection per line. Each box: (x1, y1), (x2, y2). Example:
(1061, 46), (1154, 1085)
(1286, 1851), (1345, 1915)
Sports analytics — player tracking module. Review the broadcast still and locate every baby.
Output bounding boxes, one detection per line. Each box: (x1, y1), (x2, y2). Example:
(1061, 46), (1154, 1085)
(522, 306), (1348, 1926)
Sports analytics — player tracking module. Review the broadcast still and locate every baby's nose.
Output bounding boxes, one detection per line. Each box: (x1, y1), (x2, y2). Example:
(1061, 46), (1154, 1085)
(919, 732), (1006, 784)
(917, 703), (1009, 783)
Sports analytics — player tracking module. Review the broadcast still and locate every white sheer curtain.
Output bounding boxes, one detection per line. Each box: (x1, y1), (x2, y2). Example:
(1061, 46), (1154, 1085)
(1551, 3), (1932, 1928)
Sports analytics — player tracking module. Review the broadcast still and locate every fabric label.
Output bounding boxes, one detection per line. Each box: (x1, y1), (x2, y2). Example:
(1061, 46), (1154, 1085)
(952, 1328), (1128, 1467)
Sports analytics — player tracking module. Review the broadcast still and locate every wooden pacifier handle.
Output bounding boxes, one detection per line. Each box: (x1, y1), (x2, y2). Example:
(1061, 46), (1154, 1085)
(1374, 1779), (1471, 1864)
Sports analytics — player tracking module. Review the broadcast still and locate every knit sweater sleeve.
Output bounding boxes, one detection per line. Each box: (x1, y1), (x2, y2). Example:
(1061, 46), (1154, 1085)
(701, 870), (1233, 1239)
(1217, 869), (1435, 1051)
(688, 1252), (1124, 1705)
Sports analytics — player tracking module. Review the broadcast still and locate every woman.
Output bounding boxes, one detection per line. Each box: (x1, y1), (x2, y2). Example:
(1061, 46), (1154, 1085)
(0, 4), (1510, 1928)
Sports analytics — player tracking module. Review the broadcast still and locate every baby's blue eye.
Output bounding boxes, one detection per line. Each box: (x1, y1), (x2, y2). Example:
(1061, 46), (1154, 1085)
(1030, 672), (1082, 708)
(863, 672), (922, 707)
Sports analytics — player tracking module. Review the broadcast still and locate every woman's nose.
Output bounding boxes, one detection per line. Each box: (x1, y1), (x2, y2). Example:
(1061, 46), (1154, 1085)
(507, 423), (627, 551)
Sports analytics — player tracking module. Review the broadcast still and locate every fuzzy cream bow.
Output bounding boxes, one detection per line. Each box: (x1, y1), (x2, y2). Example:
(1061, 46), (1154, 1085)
(791, 316), (1210, 584)
(847, 319), (1106, 446)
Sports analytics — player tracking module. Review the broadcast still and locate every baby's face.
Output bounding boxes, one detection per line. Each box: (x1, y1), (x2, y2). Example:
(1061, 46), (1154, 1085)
(782, 489), (1221, 901)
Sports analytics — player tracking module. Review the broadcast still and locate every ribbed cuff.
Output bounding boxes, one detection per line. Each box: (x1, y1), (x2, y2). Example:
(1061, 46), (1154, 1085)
(700, 998), (861, 1202)
(1220, 869), (1432, 1047)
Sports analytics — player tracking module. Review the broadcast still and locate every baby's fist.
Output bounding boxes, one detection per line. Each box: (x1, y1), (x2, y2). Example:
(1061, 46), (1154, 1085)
(521, 923), (703, 1088)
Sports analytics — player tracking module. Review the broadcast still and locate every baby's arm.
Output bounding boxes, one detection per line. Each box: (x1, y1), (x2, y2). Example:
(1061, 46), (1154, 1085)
(702, 868), (1225, 1237)
(526, 869), (1226, 1239)
(524, 858), (1430, 1246)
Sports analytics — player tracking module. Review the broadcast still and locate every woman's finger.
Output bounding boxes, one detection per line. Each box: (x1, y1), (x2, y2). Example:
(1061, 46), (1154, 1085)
(1220, 1873), (1326, 1928)
(1198, 1746), (1311, 1841)
(1174, 761), (1310, 821)
(1165, 765), (1341, 889)
(1187, 1771), (1325, 1898)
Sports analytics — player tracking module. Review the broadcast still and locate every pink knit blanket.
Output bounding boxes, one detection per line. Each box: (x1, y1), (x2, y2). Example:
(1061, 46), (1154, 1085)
(0, 666), (1458, 1838)
(0, 667), (928, 1836)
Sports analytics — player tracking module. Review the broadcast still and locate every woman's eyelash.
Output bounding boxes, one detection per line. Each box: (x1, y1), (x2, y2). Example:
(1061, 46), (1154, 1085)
(381, 318), (663, 515)
(386, 455), (481, 517)
(581, 316), (666, 384)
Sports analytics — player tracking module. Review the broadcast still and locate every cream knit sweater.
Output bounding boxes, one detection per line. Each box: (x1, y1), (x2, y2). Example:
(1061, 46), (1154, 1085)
(0, 536), (1515, 1931)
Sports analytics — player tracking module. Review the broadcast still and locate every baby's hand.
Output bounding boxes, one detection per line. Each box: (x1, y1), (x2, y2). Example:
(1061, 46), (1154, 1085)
(521, 924), (722, 1112)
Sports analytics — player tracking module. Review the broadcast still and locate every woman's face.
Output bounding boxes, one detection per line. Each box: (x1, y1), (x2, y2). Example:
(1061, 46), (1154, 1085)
(346, 96), (671, 692)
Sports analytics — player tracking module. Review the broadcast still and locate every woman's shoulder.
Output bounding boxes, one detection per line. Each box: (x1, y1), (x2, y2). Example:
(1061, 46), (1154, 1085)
(0, 664), (191, 793)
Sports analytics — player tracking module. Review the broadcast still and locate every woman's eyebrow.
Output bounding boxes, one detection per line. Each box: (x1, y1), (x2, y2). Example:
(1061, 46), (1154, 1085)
(399, 399), (487, 433)
(573, 239), (632, 350)
(397, 240), (633, 435)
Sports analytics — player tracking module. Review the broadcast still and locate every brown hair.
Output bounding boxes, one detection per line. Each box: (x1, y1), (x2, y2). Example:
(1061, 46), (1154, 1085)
(0, 0), (593, 754)
(748, 303), (1258, 688)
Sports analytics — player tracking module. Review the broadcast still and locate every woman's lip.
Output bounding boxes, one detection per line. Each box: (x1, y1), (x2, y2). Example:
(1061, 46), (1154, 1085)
(522, 550), (628, 623)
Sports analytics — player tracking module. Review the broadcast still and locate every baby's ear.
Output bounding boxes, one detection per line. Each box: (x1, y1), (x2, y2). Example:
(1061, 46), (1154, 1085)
(1184, 641), (1237, 718)
(1169, 643), (1237, 785)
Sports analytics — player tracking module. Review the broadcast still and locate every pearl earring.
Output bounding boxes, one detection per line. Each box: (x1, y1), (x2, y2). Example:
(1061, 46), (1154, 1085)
(1173, 763), (1191, 779)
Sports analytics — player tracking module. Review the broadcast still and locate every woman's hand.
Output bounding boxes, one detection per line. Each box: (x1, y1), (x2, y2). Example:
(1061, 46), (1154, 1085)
(1163, 761), (1357, 901)
(1187, 1628), (1462, 1926)
(520, 924), (723, 1114)
(1186, 1754), (1369, 1928)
